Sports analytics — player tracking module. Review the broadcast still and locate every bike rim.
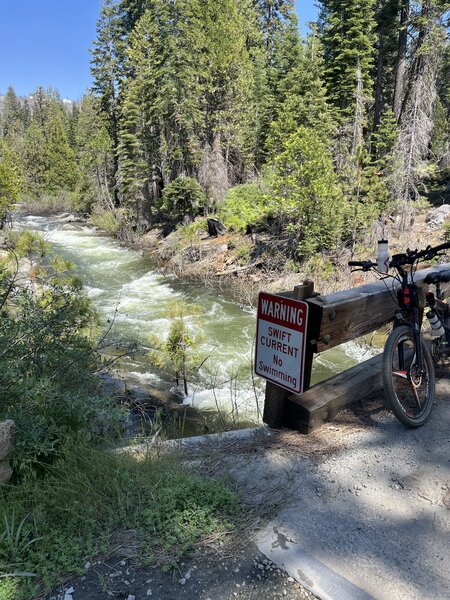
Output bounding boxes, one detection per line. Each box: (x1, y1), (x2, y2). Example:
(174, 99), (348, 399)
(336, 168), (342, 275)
(391, 334), (432, 419)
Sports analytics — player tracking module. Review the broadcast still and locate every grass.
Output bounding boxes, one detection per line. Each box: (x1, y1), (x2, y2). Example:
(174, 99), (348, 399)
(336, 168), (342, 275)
(0, 439), (241, 600)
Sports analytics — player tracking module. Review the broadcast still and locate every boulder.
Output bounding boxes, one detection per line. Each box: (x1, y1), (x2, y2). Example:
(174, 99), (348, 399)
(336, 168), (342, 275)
(207, 218), (227, 237)
(98, 373), (128, 398)
(0, 420), (14, 461)
(425, 205), (450, 230)
(0, 420), (14, 484)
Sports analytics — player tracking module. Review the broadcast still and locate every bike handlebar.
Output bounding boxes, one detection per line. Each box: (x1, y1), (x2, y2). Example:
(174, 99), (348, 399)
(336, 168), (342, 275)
(348, 260), (376, 271)
(390, 241), (450, 267)
(349, 241), (450, 272)
(417, 241), (450, 258)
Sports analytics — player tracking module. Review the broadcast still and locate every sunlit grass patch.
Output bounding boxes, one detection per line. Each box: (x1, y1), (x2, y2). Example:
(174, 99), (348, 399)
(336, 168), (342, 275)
(0, 440), (241, 600)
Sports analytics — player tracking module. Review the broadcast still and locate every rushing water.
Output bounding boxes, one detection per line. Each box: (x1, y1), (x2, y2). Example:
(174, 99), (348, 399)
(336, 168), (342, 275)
(14, 214), (378, 419)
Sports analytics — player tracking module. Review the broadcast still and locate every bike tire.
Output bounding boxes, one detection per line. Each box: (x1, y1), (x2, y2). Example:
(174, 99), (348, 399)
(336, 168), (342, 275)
(382, 325), (435, 427)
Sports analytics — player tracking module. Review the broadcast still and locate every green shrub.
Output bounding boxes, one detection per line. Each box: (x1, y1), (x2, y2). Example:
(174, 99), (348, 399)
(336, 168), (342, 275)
(0, 443), (240, 599)
(219, 183), (271, 232)
(304, 254), (336, 281)
(270, 126), (347, 259)
(149, 301), (204, 396)
(177, 218), (208, 243)
(20, 190), (80, 215)
(0, 233), (123, 473)
(160, 177), (206, 223)
(236, 243), (252, 265)
(90, 209), (122, 236)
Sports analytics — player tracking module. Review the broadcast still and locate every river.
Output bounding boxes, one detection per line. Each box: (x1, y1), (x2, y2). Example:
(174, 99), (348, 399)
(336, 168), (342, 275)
(14, 214), (377, 422)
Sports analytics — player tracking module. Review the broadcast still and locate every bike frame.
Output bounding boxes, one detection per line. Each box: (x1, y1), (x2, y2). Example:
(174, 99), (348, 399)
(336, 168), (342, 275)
(394, 266), (425, 373)
(394, 265), (450, 375)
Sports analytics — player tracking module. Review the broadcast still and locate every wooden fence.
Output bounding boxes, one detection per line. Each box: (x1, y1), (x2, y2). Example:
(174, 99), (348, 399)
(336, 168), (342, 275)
(263, 263), (450, 434)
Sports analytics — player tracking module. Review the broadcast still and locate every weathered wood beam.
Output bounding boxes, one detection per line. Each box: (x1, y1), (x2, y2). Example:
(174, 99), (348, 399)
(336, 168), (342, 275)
(308, 263), (450, 352)
(283, 354), (383, 434)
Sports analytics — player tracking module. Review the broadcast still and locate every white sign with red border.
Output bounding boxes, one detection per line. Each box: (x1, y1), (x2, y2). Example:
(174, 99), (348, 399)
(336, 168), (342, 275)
(255, 292), (309, 395)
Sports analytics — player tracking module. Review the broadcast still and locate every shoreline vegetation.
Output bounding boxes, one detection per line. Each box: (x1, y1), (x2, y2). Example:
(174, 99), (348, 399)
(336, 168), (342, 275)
(1, 0), (449, 597)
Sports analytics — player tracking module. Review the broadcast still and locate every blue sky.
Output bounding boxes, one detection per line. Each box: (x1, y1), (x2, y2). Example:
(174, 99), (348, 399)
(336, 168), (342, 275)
(0, 0), (318, 101)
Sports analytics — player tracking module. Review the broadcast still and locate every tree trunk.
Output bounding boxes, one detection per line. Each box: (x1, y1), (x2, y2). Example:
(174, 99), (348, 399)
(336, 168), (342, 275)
(399, 0), (432, 124)
(393, 0), (410, 121)
(373, 37), (385, 132)
(111, 105), (121, 209)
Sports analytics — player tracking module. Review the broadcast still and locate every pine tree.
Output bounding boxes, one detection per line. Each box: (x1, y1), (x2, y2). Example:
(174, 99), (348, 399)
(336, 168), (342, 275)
(320, 0), (377, 118)
(257, 6), (302, 162)
(117, 0), (149, 34)
(76, 94), (114, 211)
(266, 29), (335, 158)
(392, 0), (409, 121)
(373, 0), (402, 130)
(91, 0), (123, 207)
(363, 108), (399, 213)
(255, 0), (295, 51)
(0, 140), (23, 228)
(200, 0), (259, 195)
(29, 86), (51, 129)
(0, 86), (23, 141)
(23, 122), (48, 198)
(117, 76), (150, 223)
(234, 0), (271, 170)
(117, 0), (206, 224)
(270, 126), (347, 259)
(45, 114), (80, 193)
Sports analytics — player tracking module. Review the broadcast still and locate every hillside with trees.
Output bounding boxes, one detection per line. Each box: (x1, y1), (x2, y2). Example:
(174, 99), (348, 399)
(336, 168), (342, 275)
(1, 0), (449, 268)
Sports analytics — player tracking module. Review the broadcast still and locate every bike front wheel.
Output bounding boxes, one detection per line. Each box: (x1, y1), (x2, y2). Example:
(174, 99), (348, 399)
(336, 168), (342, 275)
(382, 325), (435, 427)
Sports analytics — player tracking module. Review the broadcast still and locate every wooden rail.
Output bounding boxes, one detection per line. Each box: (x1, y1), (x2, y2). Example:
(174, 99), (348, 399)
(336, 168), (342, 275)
(263, 263), (450, 433)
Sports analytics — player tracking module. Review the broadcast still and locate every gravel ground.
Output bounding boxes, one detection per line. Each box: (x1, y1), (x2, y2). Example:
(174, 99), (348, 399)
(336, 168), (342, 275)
(50, 545), (317, 600)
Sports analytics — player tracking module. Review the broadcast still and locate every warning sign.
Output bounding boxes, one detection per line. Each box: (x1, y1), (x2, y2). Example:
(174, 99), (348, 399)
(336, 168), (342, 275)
(255, 292), (309, 394)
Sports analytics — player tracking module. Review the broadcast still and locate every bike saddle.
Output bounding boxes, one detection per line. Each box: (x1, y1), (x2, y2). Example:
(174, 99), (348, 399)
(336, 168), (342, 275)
(424, 270), (450, 285)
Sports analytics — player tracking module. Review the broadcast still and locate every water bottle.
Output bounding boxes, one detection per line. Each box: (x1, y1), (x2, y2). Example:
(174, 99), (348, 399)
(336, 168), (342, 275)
(427, 310), (445, 337)
(377, 239), (389, 273)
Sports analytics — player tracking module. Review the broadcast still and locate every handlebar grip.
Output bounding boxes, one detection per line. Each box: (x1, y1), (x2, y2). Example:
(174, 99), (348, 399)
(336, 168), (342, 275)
(348, 261), (364, 267)
(429, 241), (450, 254)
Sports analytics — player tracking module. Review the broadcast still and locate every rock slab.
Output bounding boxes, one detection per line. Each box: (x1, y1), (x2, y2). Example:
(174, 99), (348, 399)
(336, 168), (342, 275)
(0, 420), (15, 484)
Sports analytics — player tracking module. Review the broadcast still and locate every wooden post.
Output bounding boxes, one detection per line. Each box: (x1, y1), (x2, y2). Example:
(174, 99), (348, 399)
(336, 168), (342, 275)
(294, 280), (315, 391)
(263, 281), (315, 428)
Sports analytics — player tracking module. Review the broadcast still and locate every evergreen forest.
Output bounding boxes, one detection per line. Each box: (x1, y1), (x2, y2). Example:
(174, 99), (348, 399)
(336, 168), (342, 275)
(1, 0), (450, 263)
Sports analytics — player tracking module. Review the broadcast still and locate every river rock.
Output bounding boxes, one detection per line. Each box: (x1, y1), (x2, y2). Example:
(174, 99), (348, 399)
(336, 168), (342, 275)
(60, 223), (86, 231)
(425, 204), (450, 229)
(0, 420), (14, 484)
(0, 461), (13, 485)
(55, 212), (85, 223)
(98, 373), (128, 399)
(0, 420), (14, 460)
(207, 218), (227, 237)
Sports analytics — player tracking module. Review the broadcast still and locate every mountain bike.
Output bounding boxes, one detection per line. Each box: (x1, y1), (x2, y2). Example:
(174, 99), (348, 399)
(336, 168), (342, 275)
(349, 241), (450, 427)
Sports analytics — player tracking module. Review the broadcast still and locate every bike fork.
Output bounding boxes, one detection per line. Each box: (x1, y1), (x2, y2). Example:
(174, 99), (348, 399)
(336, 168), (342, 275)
(411, 309), (424, 373)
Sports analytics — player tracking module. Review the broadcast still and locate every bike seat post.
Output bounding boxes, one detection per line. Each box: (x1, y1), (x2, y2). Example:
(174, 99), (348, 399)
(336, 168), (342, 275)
(436, 281), (443, 301)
